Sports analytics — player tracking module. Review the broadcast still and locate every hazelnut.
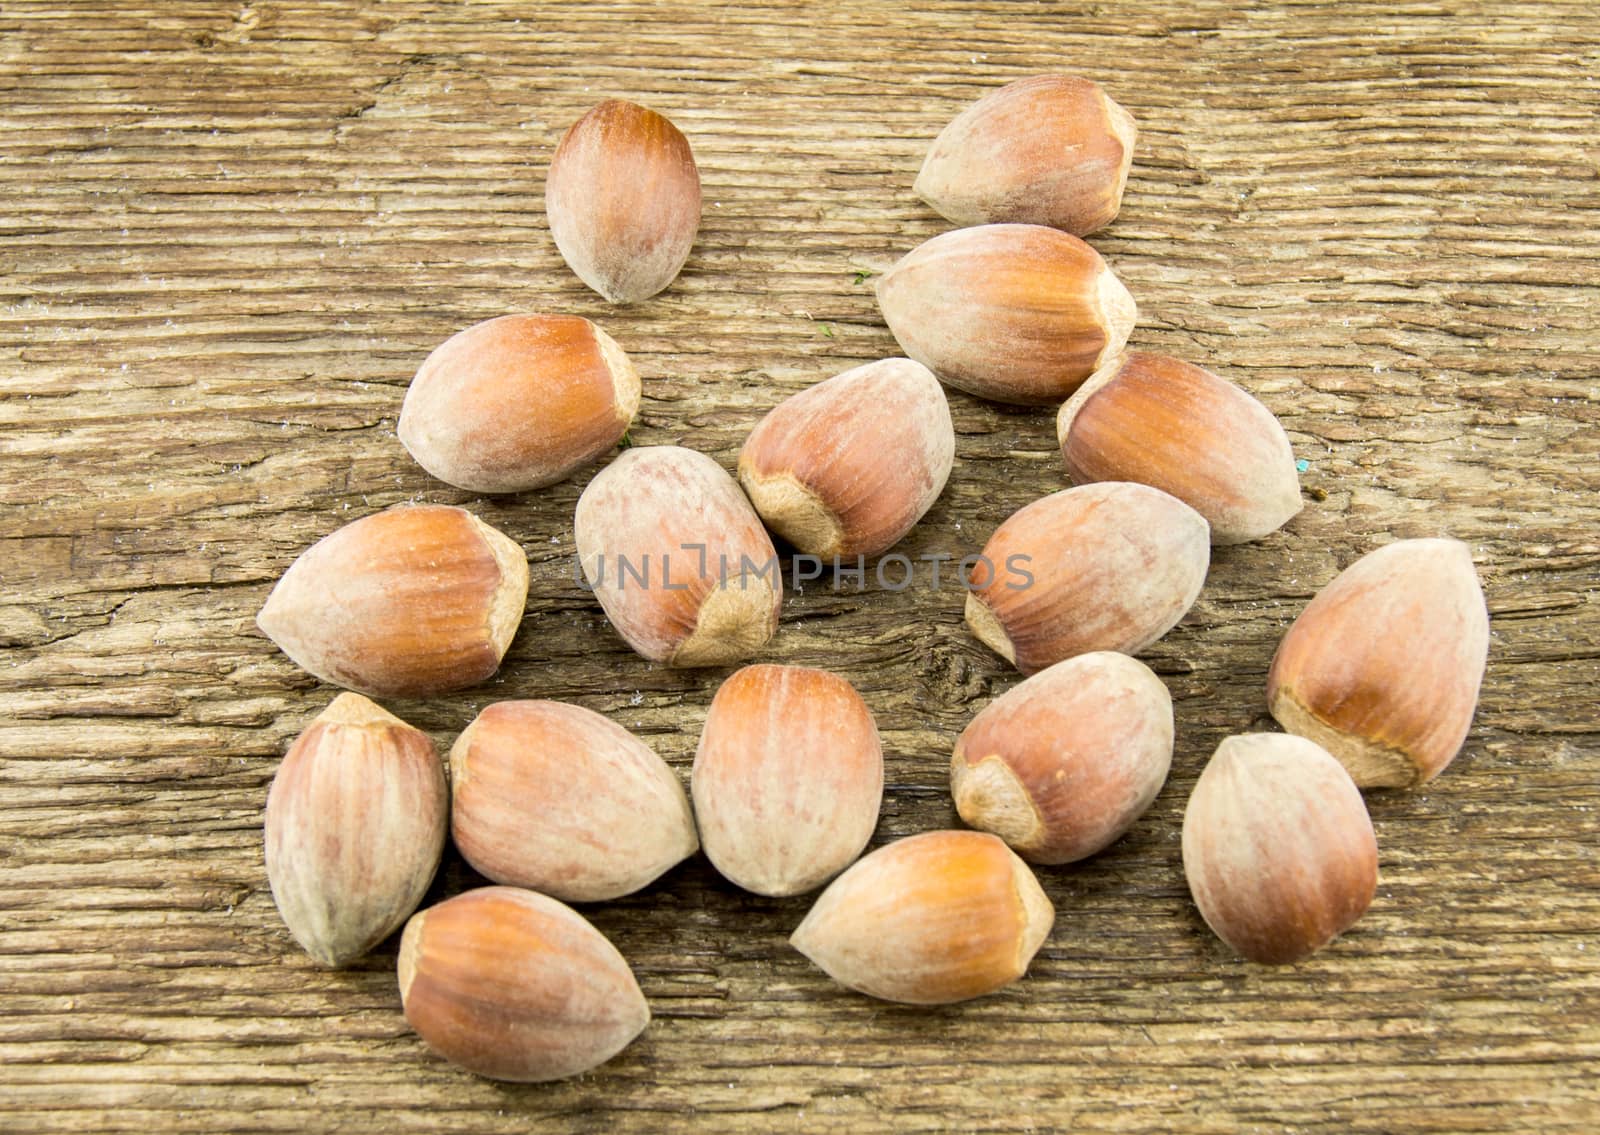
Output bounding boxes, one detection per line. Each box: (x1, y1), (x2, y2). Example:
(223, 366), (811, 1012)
(545, 98), (701, 303)
(875, 223), (1136, 405)
(790, 830), (1054, 1005)
(264, 693), (447, 967)
(399, 313), (641, 494)
(692, 664), (883, 896)
(964, 482), (1210, 674)
(737, 358), (955, 558)
(257, 504), (528, 698)
(450, 700), (698, 902)
(952, 651), (1173, 864)
(574, 445), (781, 666)
(1268, 537), (1490, 788)
(1057, 351), (1302, 544)
(915, 74), (1136, 236)
(1182, 733), (1378, 964)
(399, 886), (649, 1081)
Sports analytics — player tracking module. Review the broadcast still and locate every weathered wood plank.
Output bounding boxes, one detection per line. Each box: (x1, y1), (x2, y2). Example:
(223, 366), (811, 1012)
(1, 1), (1597, 1131)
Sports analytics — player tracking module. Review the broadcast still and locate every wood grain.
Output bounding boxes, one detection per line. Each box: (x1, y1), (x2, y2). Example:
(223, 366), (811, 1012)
(2, 1), (1597, 1131)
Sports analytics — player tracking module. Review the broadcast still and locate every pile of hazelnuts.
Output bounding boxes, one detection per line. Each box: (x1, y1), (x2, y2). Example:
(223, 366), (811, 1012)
(256, 77), (1491, 1083)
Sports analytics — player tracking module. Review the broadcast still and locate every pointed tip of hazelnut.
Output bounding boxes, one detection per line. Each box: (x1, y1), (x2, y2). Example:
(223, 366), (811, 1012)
(317, 691), (406, 729)
(302, 943), (350, 969)
(787, 911), (820, 959)
(625, 985), (653, 1035)
(256, 586), (288, 643)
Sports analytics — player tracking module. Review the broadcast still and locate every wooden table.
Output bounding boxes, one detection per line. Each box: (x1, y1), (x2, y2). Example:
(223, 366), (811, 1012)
(3, 2), (1596, 1131)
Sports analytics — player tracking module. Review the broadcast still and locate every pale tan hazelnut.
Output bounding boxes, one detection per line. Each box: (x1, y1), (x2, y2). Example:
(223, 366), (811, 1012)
(264, 694), (447, 967)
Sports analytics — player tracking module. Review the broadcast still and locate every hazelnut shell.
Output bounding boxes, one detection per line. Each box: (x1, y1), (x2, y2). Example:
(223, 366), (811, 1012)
(875, 223), (1136, 405)
(257, 505), (528, 698)
(545, 99), (701, 303)
(915, 74), (1136, 236)
(693, 664), (883, 896)
(790, 830), (1054, 1005)
(399, 313), (641, 494)
(964, 482), (1210, 674)
(1182, 733), (1378, 964)
(1057, 351), (1302, 544)
(1267, 537), (1489, 788)
(737, 358), (954, 559)
(398, 887), (649, 1082)
(574, 445), (782, 667)
(952, 651), (1173, 863)
(451, 700), (698, 902)
(264, 693), (448, 967)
